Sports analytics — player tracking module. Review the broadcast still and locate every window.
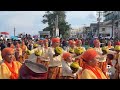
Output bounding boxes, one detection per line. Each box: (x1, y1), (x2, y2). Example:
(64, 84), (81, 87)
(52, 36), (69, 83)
(115, 22), (118, 27)
(102, 28), (105, 31)
(93, 28), (96, 32)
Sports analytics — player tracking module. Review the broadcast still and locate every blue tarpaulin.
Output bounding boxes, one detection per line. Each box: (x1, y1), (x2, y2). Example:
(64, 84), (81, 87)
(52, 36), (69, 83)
(11, 36), (18, 40)
(40, 38), (45, 40)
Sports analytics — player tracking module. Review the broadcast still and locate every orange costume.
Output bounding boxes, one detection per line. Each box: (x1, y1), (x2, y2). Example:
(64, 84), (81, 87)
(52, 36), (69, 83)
(0, 50), (3, 62)
(21, 41), (28, 63)
(39, 40), (43, 46)
(0, 47), (22, 79)
(74, 40), (87, 67)
(98, 61), (110, 78)
(62, 52), (74, 79)
(75, 56), (85, 68)
(10, 44), (15, 49)
(0, 61), (22, 79)
(111, 45), (120, 79)
(66, 40), (76, 54)
(36, 39), (50, 68)
(10, 44), (16, 61)
(106, 46), (114, 50)
(48, 38), (62, 79)
(114, 61), (119, 79)
(80, 49), (107, 79)
(15, 43), (23, 62)
(114, 53), (120, 79)
(93, 39), (102, 54)
(75, 40), (86, 51)
(62, 52), (82, 79)
(106, 41), (114, 50)
(81, 63), (107, 79)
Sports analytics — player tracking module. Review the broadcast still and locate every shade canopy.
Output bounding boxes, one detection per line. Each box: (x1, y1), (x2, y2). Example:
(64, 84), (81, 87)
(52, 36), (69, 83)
(0, 32), (9, 35)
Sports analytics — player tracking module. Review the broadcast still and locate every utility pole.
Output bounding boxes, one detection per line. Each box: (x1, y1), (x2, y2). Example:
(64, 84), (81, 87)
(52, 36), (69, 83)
(97, 11), (103, 37)
(56, 15), (58, 28)
(14, 27), (15, 36)
(112, 11), (119, 39)
(55, 15), (59, 37)
(112, 18), (114, 38)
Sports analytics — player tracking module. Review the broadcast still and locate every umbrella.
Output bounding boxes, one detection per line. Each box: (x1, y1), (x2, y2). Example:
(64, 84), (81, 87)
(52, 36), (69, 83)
(0, 32), (9, 35)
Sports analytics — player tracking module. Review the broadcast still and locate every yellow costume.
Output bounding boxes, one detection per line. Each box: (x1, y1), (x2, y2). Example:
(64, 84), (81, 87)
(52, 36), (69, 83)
(47, 46), (63, 79)
(74, 47), (86, 55)
(0, 61), (22, 79)
(94, 47), (103, 55)
(0, 50), (3, 62)
(36, 47), (50, 68)
(81, 67), (107, 79)
(21, 42), (28, 63)
(80, 49), (107, 79)
(106, 46), (114, 50)
(28, 45), (43, 63)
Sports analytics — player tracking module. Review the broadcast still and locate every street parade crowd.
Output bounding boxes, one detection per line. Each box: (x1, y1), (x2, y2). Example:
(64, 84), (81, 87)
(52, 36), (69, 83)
(0, 34), (120, 79)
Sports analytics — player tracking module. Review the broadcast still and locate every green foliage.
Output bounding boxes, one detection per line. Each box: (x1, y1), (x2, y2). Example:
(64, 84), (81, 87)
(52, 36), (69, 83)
(42, 11), (71, 38)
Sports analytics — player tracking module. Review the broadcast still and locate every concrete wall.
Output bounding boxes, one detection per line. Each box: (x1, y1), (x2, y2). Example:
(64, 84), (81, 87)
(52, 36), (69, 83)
(99, 25), (113, 38)
(69, 29), (81, 38)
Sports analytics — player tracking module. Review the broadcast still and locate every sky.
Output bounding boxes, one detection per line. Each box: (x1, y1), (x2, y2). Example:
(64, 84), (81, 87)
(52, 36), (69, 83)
(0, 11), (104, 36)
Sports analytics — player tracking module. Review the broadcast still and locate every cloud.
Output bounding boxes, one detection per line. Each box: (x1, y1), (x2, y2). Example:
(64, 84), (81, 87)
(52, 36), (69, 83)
(87, 13), (96, 20)
(66, 11), (97, 20)
(66, 11), (97, 28)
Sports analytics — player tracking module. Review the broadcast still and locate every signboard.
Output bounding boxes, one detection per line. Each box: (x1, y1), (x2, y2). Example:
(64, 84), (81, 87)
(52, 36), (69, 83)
(39, 31), (50, 35)
(39, 31), (50, 38)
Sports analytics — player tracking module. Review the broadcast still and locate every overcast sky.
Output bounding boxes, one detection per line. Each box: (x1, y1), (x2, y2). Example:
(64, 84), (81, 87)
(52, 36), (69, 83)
(0, 11), (103, 36)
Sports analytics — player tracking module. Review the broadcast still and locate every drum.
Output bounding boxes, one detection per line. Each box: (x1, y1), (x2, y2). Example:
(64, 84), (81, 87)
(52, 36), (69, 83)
(36, 57), (50, 68)
(19, 60), (48, 79)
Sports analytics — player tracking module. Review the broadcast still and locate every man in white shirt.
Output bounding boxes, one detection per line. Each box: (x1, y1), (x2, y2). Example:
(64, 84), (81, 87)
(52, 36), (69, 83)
(93, 39), (103, 55)
(0, 35), (3, 40)
(62, 52), (82, 79)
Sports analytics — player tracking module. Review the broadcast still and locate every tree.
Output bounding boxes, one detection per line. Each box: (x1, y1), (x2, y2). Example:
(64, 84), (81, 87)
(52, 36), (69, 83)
(42, 11), (71, 38)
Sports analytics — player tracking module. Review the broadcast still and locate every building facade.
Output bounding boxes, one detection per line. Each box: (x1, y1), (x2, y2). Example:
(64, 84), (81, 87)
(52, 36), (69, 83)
(90, 22), (112, 39)
(103, 11), (120, 39)
(90, 23), (98, 37)
(99, 23), (112, 39)
(82, 26), (90, 39)
(69, 28), (81, 38)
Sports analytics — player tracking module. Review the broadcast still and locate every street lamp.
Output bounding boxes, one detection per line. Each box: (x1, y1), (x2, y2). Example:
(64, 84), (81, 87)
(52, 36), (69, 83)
(97, 14), (101, 37)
